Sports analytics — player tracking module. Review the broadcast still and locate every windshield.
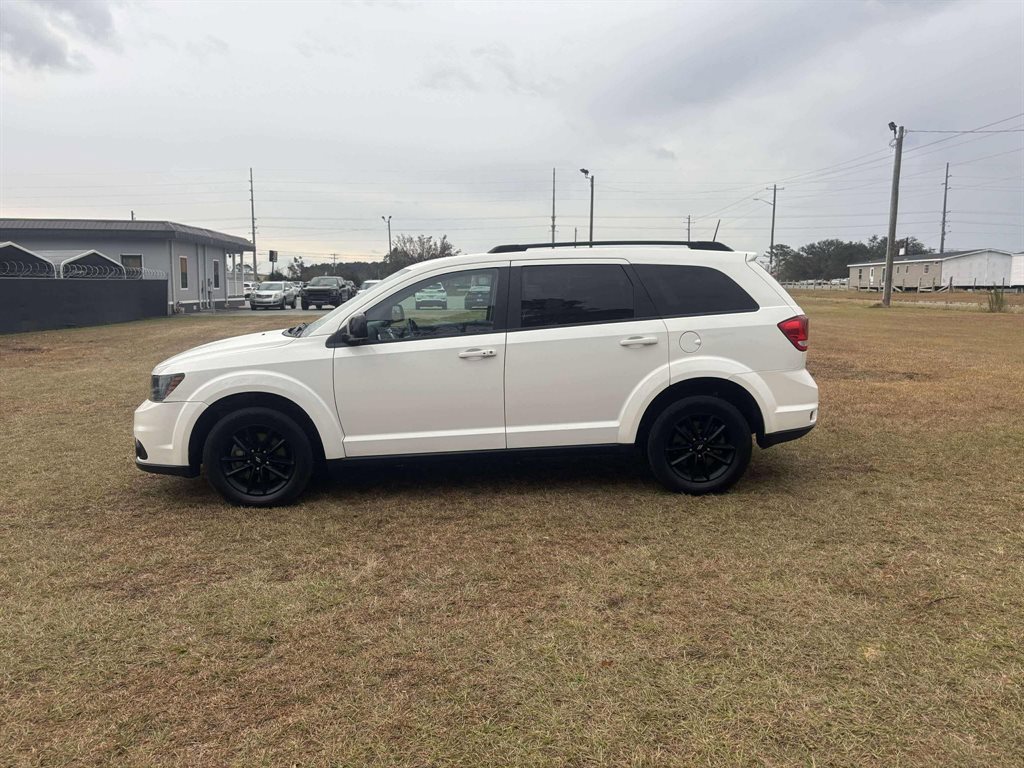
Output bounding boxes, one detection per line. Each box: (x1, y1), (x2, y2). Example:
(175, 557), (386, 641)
(301, 268), (412, 337)
(258, 282), (284, 290)
(360, 280), (381, 289)
(309, 277), (338, 286)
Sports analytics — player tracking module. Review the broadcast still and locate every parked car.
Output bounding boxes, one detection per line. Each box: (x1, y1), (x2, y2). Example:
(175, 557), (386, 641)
(243, 282), (255, 299)
(135, 241), (818, 506)
(464, 284), (493, 310)
(414, 282), (448, 309)
(358, 279), (382, 294)
(249, 281), (295, 310)
(301, 276), (350, 309)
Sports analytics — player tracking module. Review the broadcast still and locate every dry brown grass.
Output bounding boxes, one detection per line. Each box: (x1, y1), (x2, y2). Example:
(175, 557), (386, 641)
(1, 303), (1023, 767)
(790, 287), (1024, 311)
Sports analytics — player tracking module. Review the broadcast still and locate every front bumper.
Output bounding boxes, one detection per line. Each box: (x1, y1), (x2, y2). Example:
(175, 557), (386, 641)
(251, 296), (284, 306)
(133, 399), (206, 473)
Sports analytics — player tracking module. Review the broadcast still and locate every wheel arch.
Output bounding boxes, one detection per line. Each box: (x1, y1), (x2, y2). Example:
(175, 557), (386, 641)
(634, 377), (766, 448)
(187, 392), (328, 470)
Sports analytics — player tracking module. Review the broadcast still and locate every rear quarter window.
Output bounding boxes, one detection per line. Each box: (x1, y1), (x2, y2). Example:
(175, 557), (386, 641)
(632, 264), (758, 317)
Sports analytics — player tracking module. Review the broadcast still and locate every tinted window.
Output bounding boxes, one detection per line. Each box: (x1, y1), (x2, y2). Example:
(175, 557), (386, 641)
(520, 265), (634, 328)
(310, 276), (340, 286)
(365, 268), (500, 343)
(632, 265), (758, 317)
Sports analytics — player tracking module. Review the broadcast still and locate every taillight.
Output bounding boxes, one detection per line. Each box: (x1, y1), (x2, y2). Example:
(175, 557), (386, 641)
(778, 315), (809, 351)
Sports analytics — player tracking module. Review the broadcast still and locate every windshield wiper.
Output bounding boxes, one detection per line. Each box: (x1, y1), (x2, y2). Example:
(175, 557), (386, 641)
(283, 322), (308, 337)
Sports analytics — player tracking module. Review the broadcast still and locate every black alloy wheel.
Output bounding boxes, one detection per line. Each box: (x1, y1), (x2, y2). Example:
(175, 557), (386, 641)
(203, 407), (313, 506)
(646, 396), (752, 495)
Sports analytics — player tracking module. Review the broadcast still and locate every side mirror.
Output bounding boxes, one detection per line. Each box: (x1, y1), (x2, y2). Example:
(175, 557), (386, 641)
(391, 304), (405, 323)
(347, 313), (368, 340)
(327, 312), (368, 347)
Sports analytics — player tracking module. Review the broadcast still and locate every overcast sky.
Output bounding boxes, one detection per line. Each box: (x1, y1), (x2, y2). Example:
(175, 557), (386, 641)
(1, 0), (1021, 265)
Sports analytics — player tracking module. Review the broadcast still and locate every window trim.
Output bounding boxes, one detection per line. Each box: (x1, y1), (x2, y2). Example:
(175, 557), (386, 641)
(358, 266), (510, 346)
(213, 259), (220, 289)
(179, 256), (188, 290)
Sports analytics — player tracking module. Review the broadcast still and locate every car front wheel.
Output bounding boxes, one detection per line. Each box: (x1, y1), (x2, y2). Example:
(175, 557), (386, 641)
(646, 396), (752, 495)
(202, 407), (314, 507)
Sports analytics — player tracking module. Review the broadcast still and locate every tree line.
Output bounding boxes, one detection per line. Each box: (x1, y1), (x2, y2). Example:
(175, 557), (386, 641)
(253, 231), (933, 284)
(772, 235), (931, 281)
(262, 234), (460, 284)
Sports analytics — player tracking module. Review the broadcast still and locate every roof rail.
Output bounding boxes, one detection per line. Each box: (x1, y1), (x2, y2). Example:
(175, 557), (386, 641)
(488, 240), (733, 254)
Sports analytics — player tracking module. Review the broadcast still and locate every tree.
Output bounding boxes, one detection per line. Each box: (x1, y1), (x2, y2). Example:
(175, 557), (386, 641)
(265, 269), (286, 281)
(866, 235), (932, 261)
(384, 234), (459, 271)
(769, 244), (799, 279)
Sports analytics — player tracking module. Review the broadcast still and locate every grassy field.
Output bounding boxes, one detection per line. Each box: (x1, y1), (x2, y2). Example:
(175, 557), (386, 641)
(2, 301), (1023, 766)
(788, 287), (1024, 311)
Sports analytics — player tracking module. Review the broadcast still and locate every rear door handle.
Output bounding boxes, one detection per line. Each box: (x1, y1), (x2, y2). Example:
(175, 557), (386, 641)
(619, 336), (659, 347)
(458, 348), (496, 359)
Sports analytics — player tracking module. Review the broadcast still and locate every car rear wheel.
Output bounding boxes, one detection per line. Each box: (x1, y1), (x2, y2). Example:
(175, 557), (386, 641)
(203, 407), (314, 507)
(646, 396), (752, 495)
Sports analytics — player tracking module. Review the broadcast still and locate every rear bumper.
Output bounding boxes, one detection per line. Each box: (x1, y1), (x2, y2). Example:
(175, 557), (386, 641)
(733, 368), (818, 435)
(757, 424), (815, 449)
(135, 459), (199, 477)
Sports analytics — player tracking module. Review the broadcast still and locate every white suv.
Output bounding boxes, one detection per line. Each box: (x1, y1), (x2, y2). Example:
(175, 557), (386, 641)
(134, 241), (817, 506)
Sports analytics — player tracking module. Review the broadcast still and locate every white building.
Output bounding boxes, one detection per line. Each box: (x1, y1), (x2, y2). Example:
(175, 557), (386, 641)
(848, 248), (1022, 291)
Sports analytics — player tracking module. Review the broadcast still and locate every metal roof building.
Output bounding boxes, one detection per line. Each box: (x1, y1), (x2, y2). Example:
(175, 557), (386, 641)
(0, 218), (253, 311)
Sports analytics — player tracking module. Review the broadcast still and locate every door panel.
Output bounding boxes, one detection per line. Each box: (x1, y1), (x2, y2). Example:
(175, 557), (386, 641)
(332, 266), (507, 457)
(505, 320), (668, 447)
(504, 261), (668, 448)
(334, 333), (506, 456)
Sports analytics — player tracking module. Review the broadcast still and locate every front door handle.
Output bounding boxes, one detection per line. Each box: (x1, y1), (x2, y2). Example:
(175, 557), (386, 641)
(619, 336), (659, 347)
(458, 348), (496, 359)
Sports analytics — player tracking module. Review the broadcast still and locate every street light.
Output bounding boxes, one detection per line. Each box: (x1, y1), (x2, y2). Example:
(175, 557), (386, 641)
(381, 215), (392, 258)
(580, 168), (594, 247)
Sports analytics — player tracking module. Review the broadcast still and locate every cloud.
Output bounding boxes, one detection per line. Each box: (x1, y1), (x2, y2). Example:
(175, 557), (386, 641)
(0, 0), (121, 72)
(421, 43), (558, 96)
(184, 34), (230, 60)
(420, 63), (482, 92)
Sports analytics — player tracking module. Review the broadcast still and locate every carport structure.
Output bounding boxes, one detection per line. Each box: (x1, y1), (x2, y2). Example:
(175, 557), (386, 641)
(35, 249), (127, 278)
(0, 242), (56, 277)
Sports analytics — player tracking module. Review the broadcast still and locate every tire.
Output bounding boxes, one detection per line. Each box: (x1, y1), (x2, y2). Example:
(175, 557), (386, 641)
(250, 305), (257, 311)
(203, 407), (314, 507)
(646, 396), (752, 495)
(442, 301), (448, 309)
(315, 304), (322, 310)
(301, 301), (309, 310)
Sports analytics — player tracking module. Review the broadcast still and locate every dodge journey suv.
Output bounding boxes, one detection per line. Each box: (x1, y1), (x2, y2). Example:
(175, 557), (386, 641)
(134, 241), (817, 506)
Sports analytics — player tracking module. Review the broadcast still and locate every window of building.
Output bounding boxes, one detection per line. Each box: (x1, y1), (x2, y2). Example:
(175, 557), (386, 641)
(520, 264), (634, 328)
(213, 260), (220, 288)
(632, 264), (758, 317)
(180, 256), (189, 289)
(364, 268), (500, 343)
(858, 268), (863, 281)
(120, 254), (142, 271)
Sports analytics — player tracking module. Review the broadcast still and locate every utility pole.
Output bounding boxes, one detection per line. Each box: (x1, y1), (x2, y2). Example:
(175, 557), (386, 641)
(939, 162), (950, 254)
(574, 226), (578, 247)
(580, 168), (594, 246)
(713, 219), (721, 242)
(130, 210), (135, 221)
(882, 124), (905, 308)
(550, 168), (556, 245)
(687, 215), (691, 241)
(249, 167), (258, 280)
(755, 185), (782, 274)
(331, 253), (337, 275)
(381, 215), (392, 257)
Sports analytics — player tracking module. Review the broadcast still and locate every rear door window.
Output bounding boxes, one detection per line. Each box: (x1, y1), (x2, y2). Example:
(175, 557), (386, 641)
(632, 264), (758, 317)
(520, 264), (634, 328)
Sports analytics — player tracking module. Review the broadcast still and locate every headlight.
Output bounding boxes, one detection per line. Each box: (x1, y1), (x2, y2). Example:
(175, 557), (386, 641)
(150, 373), (185, 402)
(273, 292), (283, 298)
